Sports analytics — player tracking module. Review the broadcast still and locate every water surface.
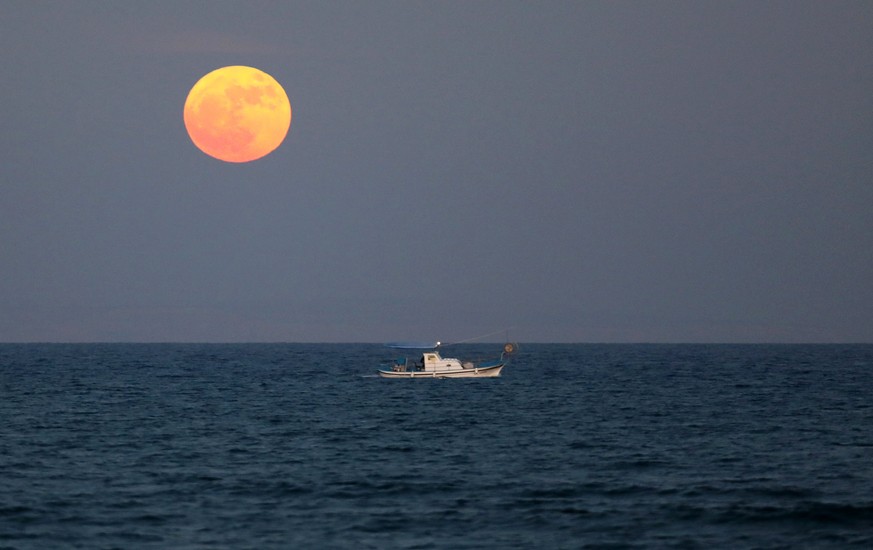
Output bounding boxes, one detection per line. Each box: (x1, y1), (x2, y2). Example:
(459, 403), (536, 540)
(1, 344), (872, 548)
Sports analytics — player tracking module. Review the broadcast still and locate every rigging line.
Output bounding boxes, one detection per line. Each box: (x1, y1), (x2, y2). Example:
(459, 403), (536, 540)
(446, 327), (514, 345)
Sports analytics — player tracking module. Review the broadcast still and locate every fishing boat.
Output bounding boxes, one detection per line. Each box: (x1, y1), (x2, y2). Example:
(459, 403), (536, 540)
(378, 342), (516, 379)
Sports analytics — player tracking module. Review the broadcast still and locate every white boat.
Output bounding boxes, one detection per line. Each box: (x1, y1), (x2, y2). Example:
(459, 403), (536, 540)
(378, 342), (516, 379)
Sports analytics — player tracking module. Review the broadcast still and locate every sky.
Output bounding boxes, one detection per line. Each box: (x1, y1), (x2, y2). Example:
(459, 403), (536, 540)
(1, 2), (871, 343)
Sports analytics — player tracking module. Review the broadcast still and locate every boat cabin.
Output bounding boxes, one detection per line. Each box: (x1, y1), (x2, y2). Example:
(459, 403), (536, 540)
(421, 351), (468, 372)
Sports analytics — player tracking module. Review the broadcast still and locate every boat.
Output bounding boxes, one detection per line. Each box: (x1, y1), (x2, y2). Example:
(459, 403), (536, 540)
(378, 342), (516, 379)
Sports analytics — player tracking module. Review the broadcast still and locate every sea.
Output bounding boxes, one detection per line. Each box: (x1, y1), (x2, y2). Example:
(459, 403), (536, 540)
(1, 343), (872, 549)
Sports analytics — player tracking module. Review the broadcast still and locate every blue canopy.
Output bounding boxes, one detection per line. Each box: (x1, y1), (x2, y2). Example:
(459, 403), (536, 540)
(385, 341), (440, 350)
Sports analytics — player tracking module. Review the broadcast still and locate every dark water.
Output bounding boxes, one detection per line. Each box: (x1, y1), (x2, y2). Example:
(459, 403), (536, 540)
(1, 344), (872, 549)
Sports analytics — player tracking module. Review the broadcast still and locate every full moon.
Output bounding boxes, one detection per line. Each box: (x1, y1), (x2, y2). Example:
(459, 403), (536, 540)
(183, 66), (291, 163)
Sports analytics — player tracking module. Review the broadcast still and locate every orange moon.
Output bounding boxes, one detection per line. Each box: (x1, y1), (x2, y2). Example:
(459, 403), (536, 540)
(183, 66), (291, 163)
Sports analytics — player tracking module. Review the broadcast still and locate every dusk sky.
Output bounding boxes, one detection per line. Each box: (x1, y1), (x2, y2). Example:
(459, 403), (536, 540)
(2, 2), (871, 343)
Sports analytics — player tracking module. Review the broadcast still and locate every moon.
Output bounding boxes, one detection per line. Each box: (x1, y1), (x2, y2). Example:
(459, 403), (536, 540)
(183, 66), (291, 163)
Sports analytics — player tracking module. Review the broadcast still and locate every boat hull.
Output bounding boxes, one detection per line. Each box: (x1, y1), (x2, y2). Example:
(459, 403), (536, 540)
(378, 363), (504, 379)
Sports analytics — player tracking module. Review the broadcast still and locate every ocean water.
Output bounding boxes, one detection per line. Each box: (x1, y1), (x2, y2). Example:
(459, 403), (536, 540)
(1, 344), (872, 549)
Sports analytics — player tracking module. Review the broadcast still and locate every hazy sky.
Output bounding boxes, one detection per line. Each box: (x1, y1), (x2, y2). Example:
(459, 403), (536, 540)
(2, 2), (871, 343)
